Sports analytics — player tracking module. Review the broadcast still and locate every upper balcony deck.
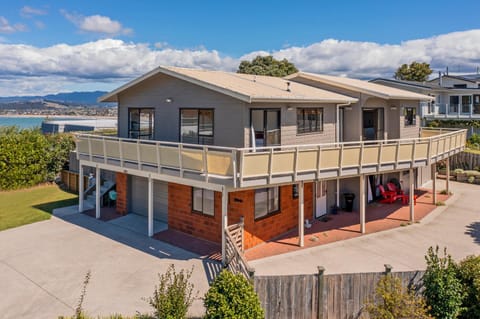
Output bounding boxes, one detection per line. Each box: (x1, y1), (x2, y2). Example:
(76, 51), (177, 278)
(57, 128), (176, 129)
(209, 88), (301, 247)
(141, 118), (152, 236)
(76, 128), (466, 190)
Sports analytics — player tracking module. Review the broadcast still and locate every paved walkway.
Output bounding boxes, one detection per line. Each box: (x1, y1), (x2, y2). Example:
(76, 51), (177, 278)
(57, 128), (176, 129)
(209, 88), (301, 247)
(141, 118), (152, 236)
(0, 208), (220, 318)
(251, 181), (480, 275)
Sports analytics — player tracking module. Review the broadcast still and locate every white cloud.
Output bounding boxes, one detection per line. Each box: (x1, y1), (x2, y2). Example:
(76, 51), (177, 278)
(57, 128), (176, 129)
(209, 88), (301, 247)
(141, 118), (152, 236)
(61, 10), (132, 36)
(0, 29), (479, 95)
(20, 6), (47, 18)
(256, 29), (480, 78)
(0, 16), (27, 34)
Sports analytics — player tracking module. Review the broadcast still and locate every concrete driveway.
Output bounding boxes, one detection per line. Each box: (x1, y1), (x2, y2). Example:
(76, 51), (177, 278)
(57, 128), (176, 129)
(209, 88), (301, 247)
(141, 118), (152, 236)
(0, 211), (220, 318)
(251, 181), (480, 275)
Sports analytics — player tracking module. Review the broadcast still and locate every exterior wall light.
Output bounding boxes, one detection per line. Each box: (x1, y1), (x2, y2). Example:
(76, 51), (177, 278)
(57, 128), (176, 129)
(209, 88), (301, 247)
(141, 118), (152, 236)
(165, 97), (173, 103)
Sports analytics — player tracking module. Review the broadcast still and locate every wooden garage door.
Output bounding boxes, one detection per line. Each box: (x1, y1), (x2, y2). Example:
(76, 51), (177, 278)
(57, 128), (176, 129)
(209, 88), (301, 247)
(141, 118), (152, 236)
(129, 176), (168, 222)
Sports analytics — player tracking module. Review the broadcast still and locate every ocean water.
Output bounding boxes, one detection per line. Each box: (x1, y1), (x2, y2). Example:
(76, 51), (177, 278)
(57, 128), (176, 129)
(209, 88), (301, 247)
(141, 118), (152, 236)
(0, 117), (45, 129)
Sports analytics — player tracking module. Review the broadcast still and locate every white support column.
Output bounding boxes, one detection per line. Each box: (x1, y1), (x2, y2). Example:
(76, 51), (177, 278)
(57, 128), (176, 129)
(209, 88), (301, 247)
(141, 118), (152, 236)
(409, 168), (415, 222)
(221, 188), (228, 266)
(95, 166), (101, 219)
(432, 163), (437, 204)
(298, 181), (305, 247)
(336, 178), (340, 208)
(78, 164), (84, 212)
(148, 176), (154, 237)
(446, 157), (450, 194)
(360, 175), (365, 234)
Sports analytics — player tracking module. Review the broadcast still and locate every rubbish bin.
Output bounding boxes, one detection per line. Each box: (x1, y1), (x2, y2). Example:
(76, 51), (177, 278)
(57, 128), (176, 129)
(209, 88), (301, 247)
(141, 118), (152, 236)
(344, 193), (355, 212)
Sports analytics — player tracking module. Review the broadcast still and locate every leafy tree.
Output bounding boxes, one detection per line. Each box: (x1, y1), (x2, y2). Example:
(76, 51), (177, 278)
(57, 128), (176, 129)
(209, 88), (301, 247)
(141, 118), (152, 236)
(144, 264), (196, 319)
(237, 55), (298, 77)
(365, 274), (432, 319)
(394, 61), (433, 82)
(0, 127), (75, 190)
(423, 246), (464, 319)
(457, 255), (480, 319)
(203, 270), (264, 319)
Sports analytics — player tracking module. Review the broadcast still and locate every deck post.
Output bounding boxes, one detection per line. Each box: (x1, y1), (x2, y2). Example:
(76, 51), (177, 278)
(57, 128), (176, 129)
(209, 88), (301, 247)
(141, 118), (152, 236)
(409, 168), (415, 222)
(148, 175), (153, 237)
(78, 164), (84, 212)
(432, 163), (437, 204)
(360, 175), (365, 234)
(336, 178), (340, 208)
(221, 188), (228, 266)
(446, 157), (450, 193)
(95, 166), (101, 219)
(298, 181), (305, 247)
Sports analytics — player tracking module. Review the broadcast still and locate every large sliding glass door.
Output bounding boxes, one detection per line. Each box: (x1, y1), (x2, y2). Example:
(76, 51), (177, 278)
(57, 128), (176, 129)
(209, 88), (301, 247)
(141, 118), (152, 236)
(251, 109), (281, 147)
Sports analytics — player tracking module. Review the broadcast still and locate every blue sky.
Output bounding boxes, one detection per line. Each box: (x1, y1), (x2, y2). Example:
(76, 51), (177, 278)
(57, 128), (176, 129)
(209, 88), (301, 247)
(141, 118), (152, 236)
(0, 0), (479, 95)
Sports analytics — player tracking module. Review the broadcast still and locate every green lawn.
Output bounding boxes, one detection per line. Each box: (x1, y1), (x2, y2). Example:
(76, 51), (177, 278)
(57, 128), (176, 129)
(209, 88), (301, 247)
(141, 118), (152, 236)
(0, 184), (78, 231)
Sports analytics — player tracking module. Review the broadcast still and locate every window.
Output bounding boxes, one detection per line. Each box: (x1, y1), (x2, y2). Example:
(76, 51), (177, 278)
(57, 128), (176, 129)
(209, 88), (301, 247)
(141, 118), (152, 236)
(404, 107), (416, 126)
(453, 84), (467, 88)
(192, 187), (214, 216)
(128, 108), (154, 139)
(254, 187), (280, 219)
(180, 109), (213, 145)
(297, 108), (323, 134)
(292, 184), (299, 199)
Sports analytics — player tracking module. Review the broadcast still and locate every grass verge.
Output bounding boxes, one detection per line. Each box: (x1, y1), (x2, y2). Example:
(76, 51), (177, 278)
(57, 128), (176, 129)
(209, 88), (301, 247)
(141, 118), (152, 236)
(0, 183), (78, 231)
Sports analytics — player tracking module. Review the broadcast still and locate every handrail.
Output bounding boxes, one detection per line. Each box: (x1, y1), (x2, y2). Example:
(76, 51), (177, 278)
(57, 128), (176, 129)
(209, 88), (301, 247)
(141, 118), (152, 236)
(76, 128), (466, 189)
(224, 219), (254, 280)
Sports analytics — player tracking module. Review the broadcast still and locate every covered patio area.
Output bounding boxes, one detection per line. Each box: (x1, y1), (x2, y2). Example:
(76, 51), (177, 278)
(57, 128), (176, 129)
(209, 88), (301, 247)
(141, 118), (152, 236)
(245, 187), (449, 261)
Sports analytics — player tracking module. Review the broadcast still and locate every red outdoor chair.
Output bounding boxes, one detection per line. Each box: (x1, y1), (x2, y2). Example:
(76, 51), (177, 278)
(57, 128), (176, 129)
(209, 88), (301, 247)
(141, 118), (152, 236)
(378, 185), (403, 204)
(386, 182), (404, 195)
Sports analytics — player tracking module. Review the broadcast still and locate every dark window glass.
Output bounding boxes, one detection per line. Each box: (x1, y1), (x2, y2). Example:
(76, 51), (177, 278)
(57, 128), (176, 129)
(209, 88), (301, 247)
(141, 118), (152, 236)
(254, 187), (279, 219)
(297, 108), (323, 134)
(192, 187), (214, 216)
(404, 107), (416, 126)
(181, 109), (213, 145)
(128, 108), (154, 139)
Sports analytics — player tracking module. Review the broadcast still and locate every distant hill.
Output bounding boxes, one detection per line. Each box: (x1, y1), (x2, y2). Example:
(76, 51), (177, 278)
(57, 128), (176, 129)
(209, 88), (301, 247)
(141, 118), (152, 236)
(0, 91), (113, 106)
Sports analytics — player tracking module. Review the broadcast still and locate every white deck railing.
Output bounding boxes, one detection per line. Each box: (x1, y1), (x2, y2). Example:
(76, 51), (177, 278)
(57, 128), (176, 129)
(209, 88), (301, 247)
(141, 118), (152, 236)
(76, 128), (466, 189)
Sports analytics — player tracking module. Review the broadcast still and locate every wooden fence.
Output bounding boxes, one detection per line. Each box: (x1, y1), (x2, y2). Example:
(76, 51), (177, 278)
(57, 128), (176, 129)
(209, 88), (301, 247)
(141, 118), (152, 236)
(449, 151), (480, 170)
(60, 170), (87, 193)
(254, 268), (424, 319)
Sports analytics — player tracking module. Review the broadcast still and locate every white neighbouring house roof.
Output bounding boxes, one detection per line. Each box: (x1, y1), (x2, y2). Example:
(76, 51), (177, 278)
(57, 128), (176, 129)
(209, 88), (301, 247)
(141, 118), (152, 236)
(99, 66), (358, 104)
(286, 72), (435, 101)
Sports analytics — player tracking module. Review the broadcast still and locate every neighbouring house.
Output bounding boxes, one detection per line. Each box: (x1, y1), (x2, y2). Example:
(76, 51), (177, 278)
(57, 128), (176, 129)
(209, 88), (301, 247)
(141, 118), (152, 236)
(75, 66), (466, 264)
(371, 73), (480, 122)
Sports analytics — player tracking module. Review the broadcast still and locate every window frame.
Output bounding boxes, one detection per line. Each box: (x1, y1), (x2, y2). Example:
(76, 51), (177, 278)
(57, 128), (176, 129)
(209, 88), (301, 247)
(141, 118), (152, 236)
(192, 187), (215, 217)
(296, 108), (324, 134)
(179, 108), (214, 145)
(404, 106), (416, 127)
(254, 187), (280, 221)
(128, 108), (155, 140)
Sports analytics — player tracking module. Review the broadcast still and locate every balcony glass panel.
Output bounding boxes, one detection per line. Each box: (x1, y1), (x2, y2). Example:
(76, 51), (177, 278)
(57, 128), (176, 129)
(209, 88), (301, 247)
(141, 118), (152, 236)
(449, 96), (459, 113)
(474, 95), (480, 115)
(461, 96), (472, 113)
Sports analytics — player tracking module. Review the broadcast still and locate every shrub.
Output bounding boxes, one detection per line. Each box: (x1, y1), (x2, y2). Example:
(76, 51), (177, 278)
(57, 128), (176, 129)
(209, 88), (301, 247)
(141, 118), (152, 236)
(0, 127), (74, 190)
(423, 246), (464, 319)
(204, 270), (264, 319)
(457, 255), (480, 319)
(440, 189), (452, 195)
(468, 176), (475, 183)
(468, 133), (480, 145)
(454, 168), (464, 174)
(464, 170), (480, 177)
(365, 274), (431, 319)
(144, 264), (196, 319)
(436, 201), (446, 206)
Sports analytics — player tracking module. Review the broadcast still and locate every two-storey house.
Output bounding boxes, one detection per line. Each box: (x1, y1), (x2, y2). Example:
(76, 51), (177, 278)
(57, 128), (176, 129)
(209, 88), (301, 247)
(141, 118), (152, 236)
(75, 66), (466, 264)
